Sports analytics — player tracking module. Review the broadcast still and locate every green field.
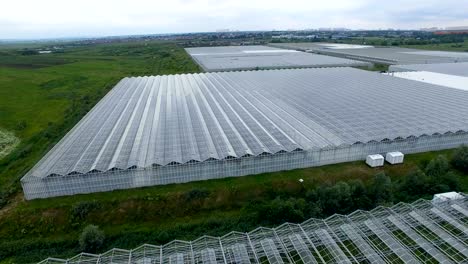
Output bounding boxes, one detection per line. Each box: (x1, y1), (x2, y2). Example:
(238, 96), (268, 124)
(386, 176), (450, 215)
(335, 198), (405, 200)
(0, 40), (467, 263)
(401, 40), (468, 52)
(0, 41), (201, 205)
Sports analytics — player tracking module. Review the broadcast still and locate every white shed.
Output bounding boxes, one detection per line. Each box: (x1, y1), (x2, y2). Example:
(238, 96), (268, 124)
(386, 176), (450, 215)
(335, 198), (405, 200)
(386, 151), (404, 164)
(366, 154), (384, 167)
(433, 192), (464, 203)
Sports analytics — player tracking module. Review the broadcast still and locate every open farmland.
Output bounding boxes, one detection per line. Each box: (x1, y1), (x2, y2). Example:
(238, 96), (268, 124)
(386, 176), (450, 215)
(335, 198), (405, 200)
(0, 41), (201, 207)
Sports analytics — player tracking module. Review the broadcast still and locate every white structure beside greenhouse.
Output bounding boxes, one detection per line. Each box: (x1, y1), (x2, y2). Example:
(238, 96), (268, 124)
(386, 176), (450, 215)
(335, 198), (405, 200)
(366, 154), (384, 167)
(21, 67), (468, 199)
(385, 152), (404, 165)
(389, 62), (468, 77)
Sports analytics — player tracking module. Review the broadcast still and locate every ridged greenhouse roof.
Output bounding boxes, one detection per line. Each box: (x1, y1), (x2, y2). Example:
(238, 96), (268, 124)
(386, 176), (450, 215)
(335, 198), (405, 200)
(270, 43), (468, 65)
(24, 67), (468, 179)
(185, 45), (370, 71)
(38, 194), (468, 263)
(389, 62), (468, 77)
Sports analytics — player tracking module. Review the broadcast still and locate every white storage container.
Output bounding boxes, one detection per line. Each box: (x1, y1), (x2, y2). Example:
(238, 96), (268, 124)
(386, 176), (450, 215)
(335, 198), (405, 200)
(433, 192), (464, 203)
(385, 151), (404, 164)
(366, 154), (384, 167)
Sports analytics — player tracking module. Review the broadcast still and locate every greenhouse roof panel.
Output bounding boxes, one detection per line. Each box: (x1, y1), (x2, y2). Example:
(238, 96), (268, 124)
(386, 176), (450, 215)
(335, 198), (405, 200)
(26, 67), (468, 179)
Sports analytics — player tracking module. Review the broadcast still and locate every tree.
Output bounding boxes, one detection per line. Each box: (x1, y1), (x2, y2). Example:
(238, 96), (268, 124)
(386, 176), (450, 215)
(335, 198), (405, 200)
(79, 225), (105, 252)
(256, 197), (307, 225)
(370, 172), (393, 206)
(311, 182), (353, 215)
(451, 145), (468, 173)
(396, 170), (429, 202)
(349, 180), (373, 210)
(425, 155), (449, 178)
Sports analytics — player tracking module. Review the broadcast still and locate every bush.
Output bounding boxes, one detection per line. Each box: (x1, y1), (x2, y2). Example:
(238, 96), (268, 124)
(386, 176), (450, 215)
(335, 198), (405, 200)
(184, 188), (210, 201)
(451, 145), (468, 173)
(248, 197), (308, 225)
(425, 155), (449, 177)
(312, 182), (352, 215)
(370, 172), (393, 206)
(79, 225), (105, 252)
(349, 180), (373, 210)
(71, 200), (101, 221)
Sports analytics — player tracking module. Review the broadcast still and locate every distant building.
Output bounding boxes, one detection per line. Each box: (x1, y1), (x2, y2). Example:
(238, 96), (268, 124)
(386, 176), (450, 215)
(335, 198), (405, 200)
(434, 26), (468, 35)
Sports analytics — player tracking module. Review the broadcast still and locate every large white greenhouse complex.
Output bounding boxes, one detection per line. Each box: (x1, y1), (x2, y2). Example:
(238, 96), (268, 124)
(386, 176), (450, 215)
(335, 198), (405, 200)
(185, 45), (370, 71)
(39, 194), (468, 263)
(21, 67), (468, 199)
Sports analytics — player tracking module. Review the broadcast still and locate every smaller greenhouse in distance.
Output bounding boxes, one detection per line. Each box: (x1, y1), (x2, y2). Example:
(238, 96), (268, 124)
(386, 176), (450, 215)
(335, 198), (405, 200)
(270, 43), (468, 65)
(389, 62), (468, 77)
(38, 194), (468, 264)
(185, 45), (370, 71)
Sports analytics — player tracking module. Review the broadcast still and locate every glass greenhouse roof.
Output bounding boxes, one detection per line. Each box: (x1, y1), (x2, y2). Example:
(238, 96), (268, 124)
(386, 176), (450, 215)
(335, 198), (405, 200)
(270, 43), (468, 65)
(38, 194), (468, 264)
(389, 62), (468, 77)
(185, 45), (370, 71)
(24, 67), (468, 179)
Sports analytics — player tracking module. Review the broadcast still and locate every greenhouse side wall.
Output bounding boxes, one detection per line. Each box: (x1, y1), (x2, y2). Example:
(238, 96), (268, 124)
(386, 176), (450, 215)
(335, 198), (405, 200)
(22, 132), (468, 199)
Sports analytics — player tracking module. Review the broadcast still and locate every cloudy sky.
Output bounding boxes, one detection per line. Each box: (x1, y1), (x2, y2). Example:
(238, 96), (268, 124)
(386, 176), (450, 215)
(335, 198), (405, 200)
(1, 0), (468, 39)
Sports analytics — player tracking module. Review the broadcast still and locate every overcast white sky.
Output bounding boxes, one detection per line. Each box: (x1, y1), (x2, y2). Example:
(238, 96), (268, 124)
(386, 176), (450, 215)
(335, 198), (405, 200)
(1, 0), (468, 39)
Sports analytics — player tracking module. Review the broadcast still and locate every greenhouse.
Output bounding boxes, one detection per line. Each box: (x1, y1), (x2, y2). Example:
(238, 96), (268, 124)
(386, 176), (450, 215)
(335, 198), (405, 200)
(270, 43), (468, 65)
(386, 71), (468, 91)
(185, 45), (370, 71)
(38, 194), (468, 263)
(21, 67), (468, 199)
(389, 62), (468, 77)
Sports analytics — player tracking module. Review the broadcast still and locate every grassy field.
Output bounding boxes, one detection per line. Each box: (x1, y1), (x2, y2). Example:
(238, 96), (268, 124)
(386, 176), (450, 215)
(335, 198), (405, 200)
(0, 41), (201, 206)
(400, 40), (468, 52)
(0, 40), (467, 263)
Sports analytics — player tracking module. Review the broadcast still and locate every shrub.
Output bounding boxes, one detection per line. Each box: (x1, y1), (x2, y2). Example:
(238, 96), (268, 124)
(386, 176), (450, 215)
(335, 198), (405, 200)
(249, 197), (308, 225)
(451, 145), (468, 173)
(425, 155), (449, 178)
(370, 172), (393, 206)
(349, 180), (373, 210)
(71, 200), (101, 221)
(313, 182), (352, 215)
(184, 188), (210, 201)
(79, 225), (105, 252)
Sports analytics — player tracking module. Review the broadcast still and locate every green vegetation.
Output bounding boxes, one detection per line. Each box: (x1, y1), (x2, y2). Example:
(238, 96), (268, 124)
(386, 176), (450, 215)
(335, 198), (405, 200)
(79, 225), (105, 253)
(353, 63), (389, 72)
(0, 146), (466, 263)
(0, 41), (201, 207)
(400, 39), (468, 52)
(0, 129), (19, 159)
(451, 145), (468, 173)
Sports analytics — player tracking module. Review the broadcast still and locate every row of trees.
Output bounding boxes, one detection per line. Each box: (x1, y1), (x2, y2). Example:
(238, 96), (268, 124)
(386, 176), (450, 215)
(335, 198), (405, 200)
(245, 146), (467, 227)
